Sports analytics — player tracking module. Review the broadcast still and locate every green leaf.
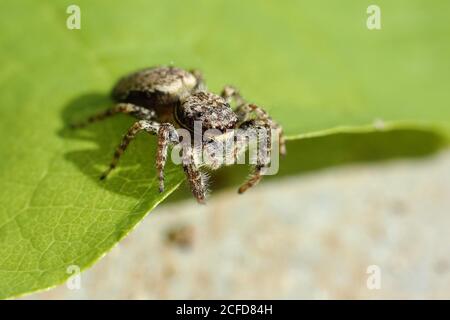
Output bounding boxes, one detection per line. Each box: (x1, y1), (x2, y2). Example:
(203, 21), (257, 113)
(0, 0), (449, 298)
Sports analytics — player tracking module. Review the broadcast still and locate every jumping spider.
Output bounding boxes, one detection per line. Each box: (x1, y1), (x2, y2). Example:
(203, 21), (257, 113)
(73, 66), (286, 203)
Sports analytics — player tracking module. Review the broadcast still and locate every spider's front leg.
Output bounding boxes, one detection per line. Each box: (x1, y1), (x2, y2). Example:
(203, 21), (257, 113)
(180, 145), (208, 204)
(235, 103), (286, 156)
(221, 85), (247, 108)
(222, 86), (285, 154)
(236, 121), (273, 194)
(100, 120), (179, 194)
(71, 103), (156, 128)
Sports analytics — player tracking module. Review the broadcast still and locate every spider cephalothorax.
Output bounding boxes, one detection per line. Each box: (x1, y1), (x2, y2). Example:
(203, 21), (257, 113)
(177, 91), (238, 132)
(73, 66), (286, 203)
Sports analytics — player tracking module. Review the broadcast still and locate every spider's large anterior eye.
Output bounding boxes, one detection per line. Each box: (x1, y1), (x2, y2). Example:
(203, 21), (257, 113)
(174, 103), (192, 131)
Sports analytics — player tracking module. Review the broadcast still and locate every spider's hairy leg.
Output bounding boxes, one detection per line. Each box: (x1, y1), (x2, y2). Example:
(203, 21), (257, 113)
(237, 123), (272, 194)
(181, 147), (208, 204)
(183, 164), (208, 204)
(156, 123), (179, 192)
(71, 103), (156, 128)
(100, 120), (158, 180)
(235, 103), (286, 156)
(238, 165), (265, 194)
(221, 85), (246, 107)
(100, 120), (178, 195)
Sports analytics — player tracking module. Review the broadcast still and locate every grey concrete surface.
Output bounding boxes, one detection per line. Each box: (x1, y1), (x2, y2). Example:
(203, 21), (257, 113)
(25, 150), (450, 299)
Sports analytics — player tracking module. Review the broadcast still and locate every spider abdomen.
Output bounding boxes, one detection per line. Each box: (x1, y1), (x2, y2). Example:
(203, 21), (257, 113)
(111, 66), (198, 105)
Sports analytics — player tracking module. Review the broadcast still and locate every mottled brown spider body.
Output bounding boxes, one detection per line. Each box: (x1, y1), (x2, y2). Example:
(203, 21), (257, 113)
(73, 66), (285, 203)
(176, 91), (238, 132)
(112, 66), (198, 103)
